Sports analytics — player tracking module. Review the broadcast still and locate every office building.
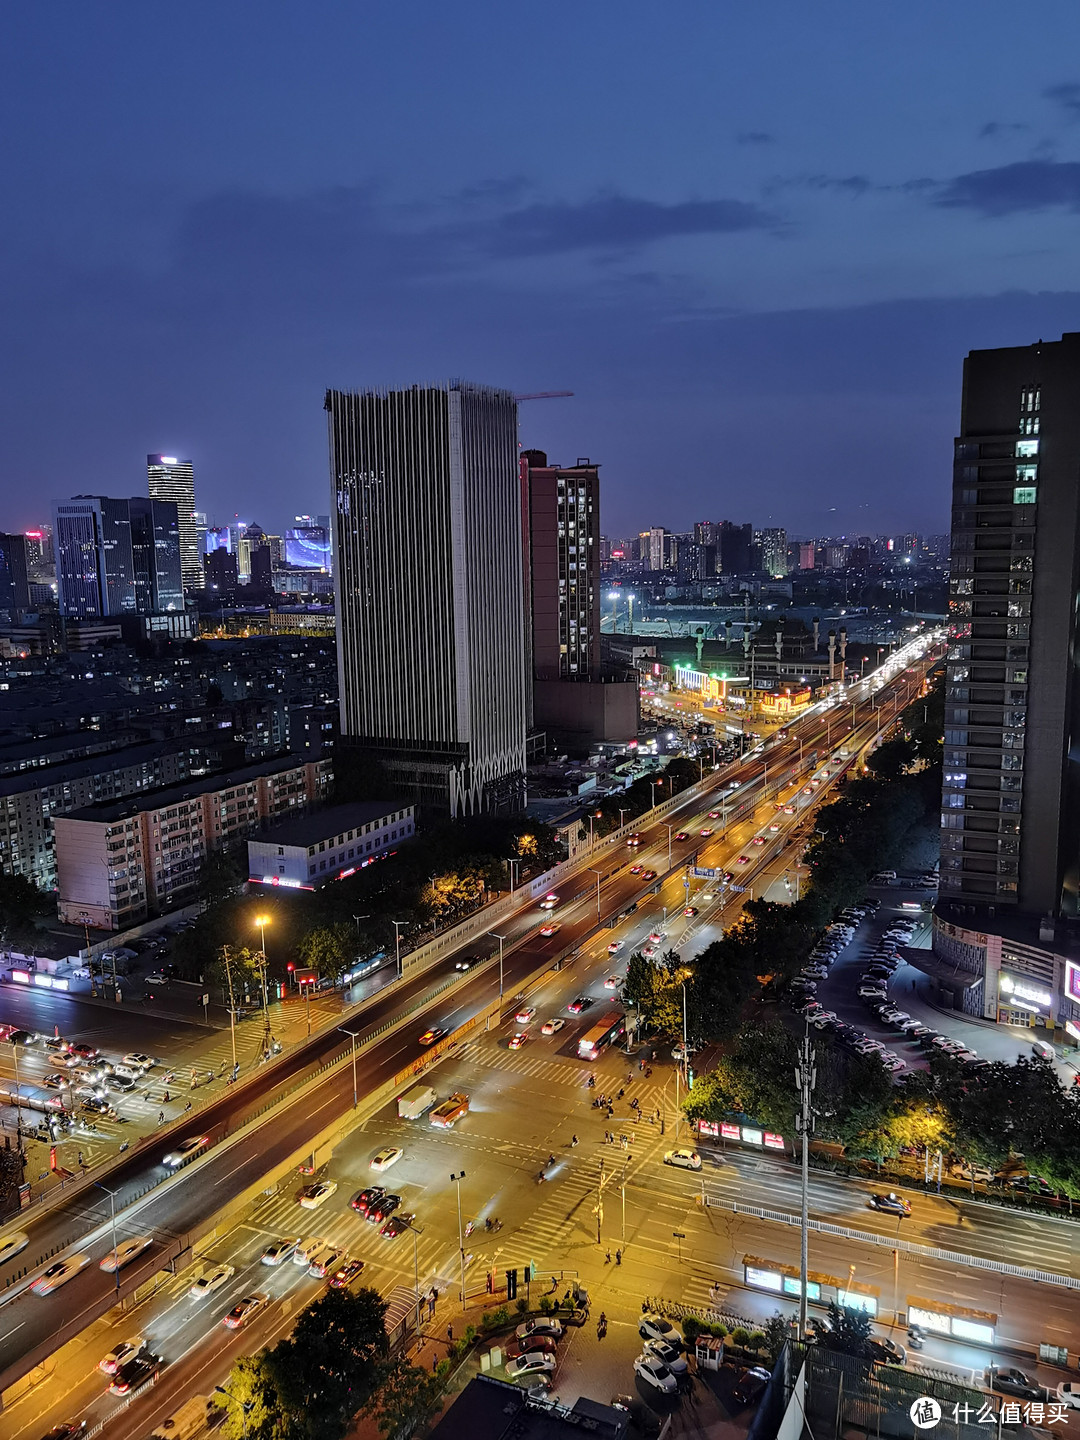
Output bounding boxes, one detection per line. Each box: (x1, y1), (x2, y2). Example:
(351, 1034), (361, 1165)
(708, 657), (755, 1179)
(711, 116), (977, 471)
(758, 527), (788, 577)
(0, 536), (30, 612)
(53, 497), (182, 618)
(203, 547), (239, 602)
(128, 499), (184, 612)
(247, 799), (414, 889)
(327, 380), (528, 815)
(147, 455), (200, 589)
(55, 752), (331, 929)
(935, 332), (1080, 1031)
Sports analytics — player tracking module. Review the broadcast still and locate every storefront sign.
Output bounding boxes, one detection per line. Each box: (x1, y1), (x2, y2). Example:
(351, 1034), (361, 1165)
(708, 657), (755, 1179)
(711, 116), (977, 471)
(1065, 960), (1080, 1006)
(999, 974), (1052, 1009)
(837, 1290), (877, 1315)
(745, 1265), (783, 1292)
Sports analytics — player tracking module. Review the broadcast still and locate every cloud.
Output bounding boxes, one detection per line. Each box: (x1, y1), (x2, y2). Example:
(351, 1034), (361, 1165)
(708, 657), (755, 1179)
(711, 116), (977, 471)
(935, 160), (1080, 215)
(484, 193), (780, 256)
(978, 121), (1027, 140)
(1044, 82), (1080, 118)
(736, 131), (775, 145)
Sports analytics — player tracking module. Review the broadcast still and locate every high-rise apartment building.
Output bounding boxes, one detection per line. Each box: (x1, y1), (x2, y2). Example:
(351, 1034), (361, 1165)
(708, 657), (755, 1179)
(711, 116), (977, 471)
(646, 527), (668, 572)
(54, 497), (182, 618)
(757, 527), (788, 577)
(939, 334), (1080, 918)
(719, 521), (753, 575)
(147, 455), (199, 589)
(520, 451), (600, 682)
(327, 381), (528, 815)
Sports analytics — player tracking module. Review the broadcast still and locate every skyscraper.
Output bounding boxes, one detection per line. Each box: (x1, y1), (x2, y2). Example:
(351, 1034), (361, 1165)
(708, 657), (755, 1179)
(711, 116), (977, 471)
(327, 381), (528, 814)
(54, 497), (182, 617)
(147, 455), (199, 590)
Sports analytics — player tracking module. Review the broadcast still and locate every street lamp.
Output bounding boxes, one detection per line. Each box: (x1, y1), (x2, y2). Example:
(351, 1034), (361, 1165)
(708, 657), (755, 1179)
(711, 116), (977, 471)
(95, 1180), (121, 1297)
(649, 779), (663, 810)
(507, 858), (521, 892)
(392, 920), (406, 978)
(587, 870), (603, 919)
(215, 1383), (254, 1439)
(663, 823), (675, 870)
(402, 1216), (425, 1338)
(338, 1026), (360, 1109)
(450, 1170), (467, 1310)
(352, 913), (370, 935)
(489, 933), (506, 1000)
(220, 944), (238, 1072)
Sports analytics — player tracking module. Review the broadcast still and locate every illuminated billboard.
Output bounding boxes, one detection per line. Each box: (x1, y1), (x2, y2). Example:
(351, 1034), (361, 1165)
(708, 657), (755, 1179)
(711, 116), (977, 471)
(285, 526), (330, 570)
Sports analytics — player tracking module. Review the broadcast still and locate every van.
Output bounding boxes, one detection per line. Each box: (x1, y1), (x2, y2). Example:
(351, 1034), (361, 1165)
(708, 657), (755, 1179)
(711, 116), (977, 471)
(1031, 1039), (1056, 1061)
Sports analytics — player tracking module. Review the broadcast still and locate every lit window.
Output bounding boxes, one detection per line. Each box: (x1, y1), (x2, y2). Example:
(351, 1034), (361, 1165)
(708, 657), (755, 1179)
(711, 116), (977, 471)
(1013, 487), (1037, 505)
(1016, 439), (1039, 457)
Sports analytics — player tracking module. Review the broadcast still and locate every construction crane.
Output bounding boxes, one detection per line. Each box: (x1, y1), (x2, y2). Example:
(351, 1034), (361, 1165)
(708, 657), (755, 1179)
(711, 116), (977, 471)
(513, 391), (574, 401)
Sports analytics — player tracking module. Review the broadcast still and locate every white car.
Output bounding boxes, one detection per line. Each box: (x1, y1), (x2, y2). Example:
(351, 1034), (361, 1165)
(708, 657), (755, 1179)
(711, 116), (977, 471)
(100, 1235), (153, 1272)
(297, 1180), (338, 1209)
(516, 1317), (563, 1340)
(515, 1006), (537, 1025)
(163, 1135), (210, 1168)
(540, 1018), (565, 1036)
(0, 1231), (28, 1267)
(189, 1264), (235, 1299)
(603, 975), (620, 989)
(634, 1353), (678, 1393)
(663, 1149), (702, 1171)
(31, 1253), (90, 1295)
(261, 1238), (299, 1265)
(1056, 1384), (1080, 1410)
(639, 1313), (680, 1344)
(370, 1147), (403, 1173)
(292, 1237), (326, 1267)
(122, 1052), (155, 1070)
(644, 1337), (688, 1374)
(99, 1336), (144, 1374)
(607, 940), (624, 955)
(507, 1353), (556, 1379)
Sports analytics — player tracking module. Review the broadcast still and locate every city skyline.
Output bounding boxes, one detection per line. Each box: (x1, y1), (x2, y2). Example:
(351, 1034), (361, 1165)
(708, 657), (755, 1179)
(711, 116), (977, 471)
(4, 6), (1080, 537)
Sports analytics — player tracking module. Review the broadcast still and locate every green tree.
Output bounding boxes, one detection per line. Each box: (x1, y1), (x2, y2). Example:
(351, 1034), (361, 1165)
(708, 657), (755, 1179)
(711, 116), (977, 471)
(207, 945), (266, 1004)
(296, 923), (354, 983)
(0, 872), (50, 949)
(623, 951), (658, 1016)
(364, 1358), (444, 1440)
(264, 1286), (388, 1440)
(198, 847), (244, 907)
(821, 1301), (872, 1357)
(762, 1313), (791, 1363)
(683, 1022), (799, 1136)
(865, 736), (916, 782)
(214, 1352), (284, 1440)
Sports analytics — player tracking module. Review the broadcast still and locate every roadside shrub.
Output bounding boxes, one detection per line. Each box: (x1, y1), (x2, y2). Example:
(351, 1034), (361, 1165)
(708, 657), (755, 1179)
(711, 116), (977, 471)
(480, 1311), (494, 1330)
(731, 1327), (751, 1347)
(539, 1295), (554, 1314)
(748, 1330), (766, 1350)
(682, 1317), (702, 1342)
(515, 1297), (528, 1315)
(490, 1306), (510, 1328)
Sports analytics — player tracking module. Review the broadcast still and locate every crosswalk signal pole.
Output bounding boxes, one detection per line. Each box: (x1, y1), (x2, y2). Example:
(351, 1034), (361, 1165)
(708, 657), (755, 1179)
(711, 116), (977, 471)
(795, 1026), (817, 1342)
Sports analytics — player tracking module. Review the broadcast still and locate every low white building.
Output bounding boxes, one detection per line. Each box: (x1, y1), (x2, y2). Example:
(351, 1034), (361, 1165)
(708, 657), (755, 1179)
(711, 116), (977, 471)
(247, 800), (415, 890)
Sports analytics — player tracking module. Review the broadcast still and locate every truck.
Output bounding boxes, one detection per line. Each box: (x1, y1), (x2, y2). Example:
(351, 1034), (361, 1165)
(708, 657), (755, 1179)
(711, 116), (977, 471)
(151, 1393), (220, 1438)
(397, 1084), (437, 1120)
(429, 1092), (470, 1129)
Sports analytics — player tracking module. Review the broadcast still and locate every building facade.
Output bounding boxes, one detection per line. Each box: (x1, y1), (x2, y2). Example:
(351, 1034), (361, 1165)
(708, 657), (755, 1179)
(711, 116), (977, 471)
(0, 535), (30, 612)
(327, 381), (528, 815)
(248, 799), (414, 888)
(757, 527), (788, 577)
(54, 497), (182, 618)
(147, 455), (200, 590)
(520, 450), (600, 681)
(54, 753), (331, 929)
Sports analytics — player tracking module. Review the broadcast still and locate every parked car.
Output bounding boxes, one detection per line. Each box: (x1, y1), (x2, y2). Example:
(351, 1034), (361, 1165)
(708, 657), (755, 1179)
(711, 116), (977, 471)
(633, 1353), (678, 1393)
(516, 1317), (564, 1340)
(867, 1336), (906, 1365)
(506, 1352), (557, 1378)
(732, 1366), (772, 1407)
(663, 1148), (702, 1171)
(643, 1337), (687, 1374)
(985, 1367), (1048, 1402)
(638, 1314), (680, 1344)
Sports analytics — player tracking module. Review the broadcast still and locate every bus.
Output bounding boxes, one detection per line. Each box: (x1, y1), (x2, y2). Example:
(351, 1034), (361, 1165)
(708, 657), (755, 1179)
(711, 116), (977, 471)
(577, 1011), (626, 1061)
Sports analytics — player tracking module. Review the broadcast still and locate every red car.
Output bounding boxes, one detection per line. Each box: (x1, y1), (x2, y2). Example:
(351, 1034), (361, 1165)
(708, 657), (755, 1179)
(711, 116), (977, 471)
(629, 864), (644, 875)
(641, 870), (657, 882)
(673, 831), (689, 842)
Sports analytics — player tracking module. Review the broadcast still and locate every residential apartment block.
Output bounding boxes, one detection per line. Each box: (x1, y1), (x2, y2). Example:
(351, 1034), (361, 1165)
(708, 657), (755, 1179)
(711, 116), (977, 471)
(54, 753), (331, 930)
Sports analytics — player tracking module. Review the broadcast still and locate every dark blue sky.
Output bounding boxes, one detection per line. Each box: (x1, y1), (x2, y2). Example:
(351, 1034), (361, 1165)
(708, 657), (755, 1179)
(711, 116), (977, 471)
(3, 2), (1080, 539)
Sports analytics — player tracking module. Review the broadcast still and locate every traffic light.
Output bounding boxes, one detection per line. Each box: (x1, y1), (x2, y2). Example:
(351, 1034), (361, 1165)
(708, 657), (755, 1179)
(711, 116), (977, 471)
(523, 1264), (532, 1283)
(506, 1268), (518, 1299)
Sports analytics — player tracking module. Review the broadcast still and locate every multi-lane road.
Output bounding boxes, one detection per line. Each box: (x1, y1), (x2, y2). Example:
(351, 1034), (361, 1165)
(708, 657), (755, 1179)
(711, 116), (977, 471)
(0, 641), (943, 1422)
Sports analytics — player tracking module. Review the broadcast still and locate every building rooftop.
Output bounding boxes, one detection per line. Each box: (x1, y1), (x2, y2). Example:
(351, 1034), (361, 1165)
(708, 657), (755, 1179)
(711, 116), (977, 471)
(56, 752), (323, 824)
(253, 799), (411, 849)
(429, 1376), (628, 1440)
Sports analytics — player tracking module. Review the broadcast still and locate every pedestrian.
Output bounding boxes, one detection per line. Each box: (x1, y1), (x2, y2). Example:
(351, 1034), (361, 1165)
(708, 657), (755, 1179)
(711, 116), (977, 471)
(571, 1134), (579, 1147)
(158, 1110), (165, 1124)
(447, 1323), (453, 1342)
(185, 1100), (192, 1111)
(163, 1090), (170, 1103)
(615, 1249), (622, 1265)
(77, 1150), (84, 1167)
(605, 1248), (611, 1264)
(432, 1352), (439, 1372)
(607, 1107), (614, 1120)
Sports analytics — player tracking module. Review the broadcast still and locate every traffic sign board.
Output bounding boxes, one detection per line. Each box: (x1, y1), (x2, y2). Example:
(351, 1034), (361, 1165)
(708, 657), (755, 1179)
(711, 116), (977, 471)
(692, 867), (719, 879)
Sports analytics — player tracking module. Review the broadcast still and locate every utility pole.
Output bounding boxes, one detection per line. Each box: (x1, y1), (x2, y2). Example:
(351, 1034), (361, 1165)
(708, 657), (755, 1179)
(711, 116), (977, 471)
(392, 920), (406, 978)
(795, 1025), (817, 1341)
(220, 944), (238, 1071)
(450, 1170), (467, 1309)
(588, 869), (603, 919)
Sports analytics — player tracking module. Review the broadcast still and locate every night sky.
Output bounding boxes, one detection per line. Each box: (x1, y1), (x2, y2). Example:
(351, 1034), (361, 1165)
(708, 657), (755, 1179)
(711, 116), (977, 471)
(3, 3), (1080, 539)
